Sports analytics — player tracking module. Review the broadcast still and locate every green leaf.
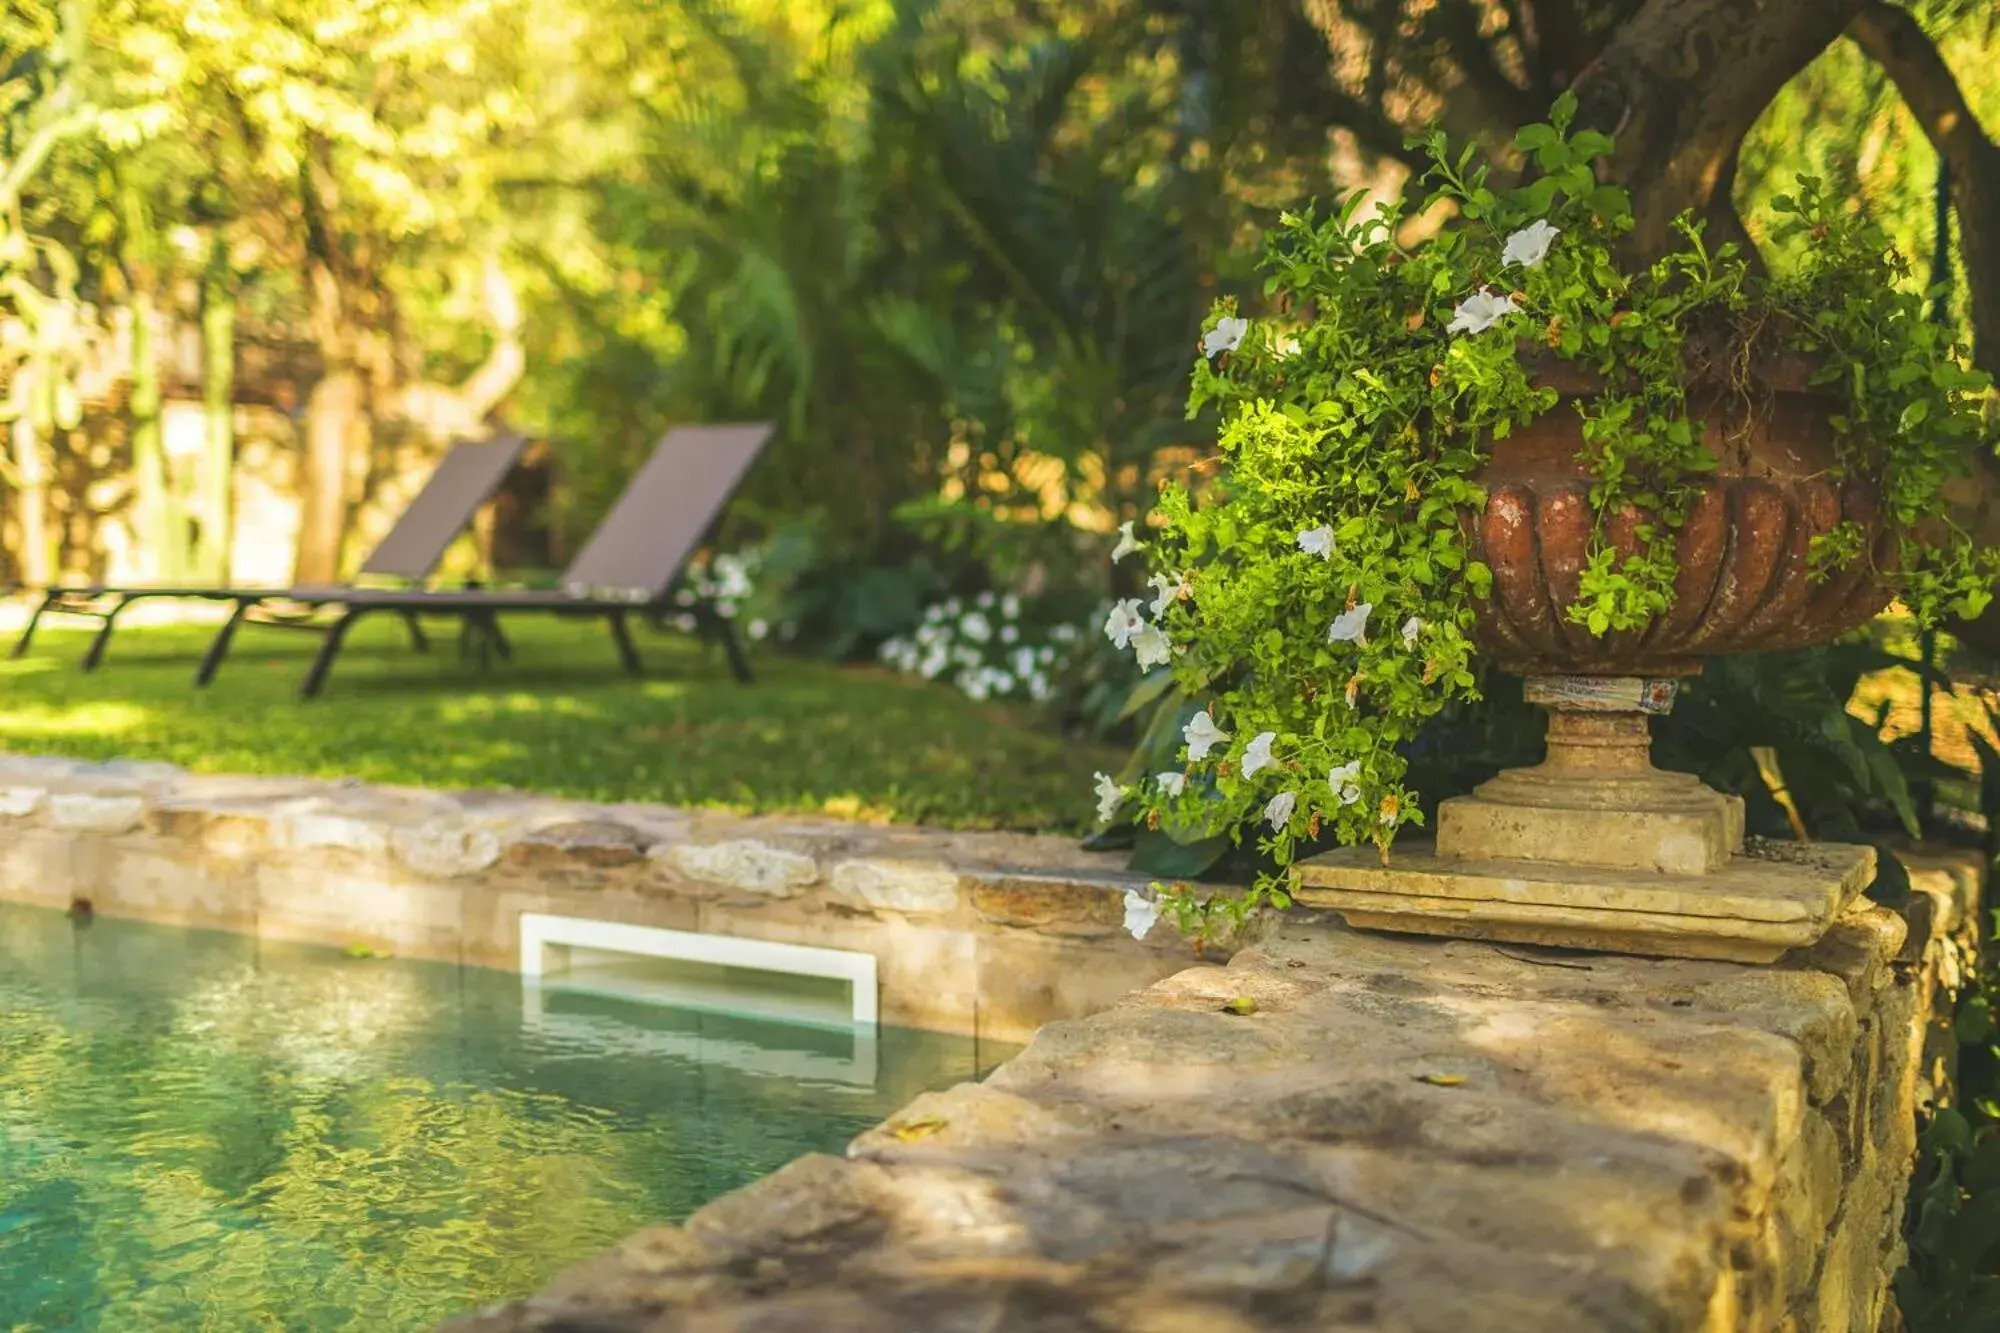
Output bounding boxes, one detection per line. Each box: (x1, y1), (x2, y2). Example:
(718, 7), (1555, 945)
(1129, 828), (1232, 879)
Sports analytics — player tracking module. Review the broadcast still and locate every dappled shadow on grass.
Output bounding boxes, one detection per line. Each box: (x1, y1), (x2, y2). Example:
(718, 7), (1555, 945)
(0, 622), (1116, 832)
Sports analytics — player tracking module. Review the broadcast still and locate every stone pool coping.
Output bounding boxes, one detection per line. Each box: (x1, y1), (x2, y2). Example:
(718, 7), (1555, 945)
(443, 850), (1982, 1333)
(0, 754), (1193, 1042)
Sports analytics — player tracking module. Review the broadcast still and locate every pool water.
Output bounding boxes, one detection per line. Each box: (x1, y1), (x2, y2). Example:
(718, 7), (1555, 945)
(0, 904), (1006, 1332)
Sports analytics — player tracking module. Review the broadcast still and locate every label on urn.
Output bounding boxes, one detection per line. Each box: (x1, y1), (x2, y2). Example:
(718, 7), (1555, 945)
(1524, 676), (1678, 715)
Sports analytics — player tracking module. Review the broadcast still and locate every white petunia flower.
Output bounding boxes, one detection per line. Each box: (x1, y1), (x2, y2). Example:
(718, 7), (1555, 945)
(1329, 761), (1363, 806)
(1263, 790), (1298, 831)
(1184, 709), (1230, 761)
(959, 611), (992, 643)
(1111, 520), (1144, 563)
(1202, 315), (1248, 358)
(1094, 772), (1126, 825)
(1401, 615), (1425, 650)
(1447, 289), (1520, 336)
(1121, 888), (1160, 940)
(1240, 731), (1278, 780)
(1296, 525), (1335, 559)
(1156, 771), (1188, 797)
(1501, 219), (1560, 270)
(1104, 599), (1146, 649)
(1131, 624), (1173, 671)
(1327, 602), (1373, 646)
(711, 554), (754, 600)
(1148, 570), (1192, 616)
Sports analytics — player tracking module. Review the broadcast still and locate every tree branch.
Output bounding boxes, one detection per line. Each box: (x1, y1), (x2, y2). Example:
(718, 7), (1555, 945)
(1567, 0), (1865, 262)
(1848, 0), (2000, 379)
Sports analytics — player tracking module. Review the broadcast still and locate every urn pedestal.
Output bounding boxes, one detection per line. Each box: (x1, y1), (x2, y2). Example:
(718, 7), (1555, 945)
(1293, 677), (1875, 963)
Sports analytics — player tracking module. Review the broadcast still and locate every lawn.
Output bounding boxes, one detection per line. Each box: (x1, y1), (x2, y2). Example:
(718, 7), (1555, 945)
(0, 616), (1119, 833)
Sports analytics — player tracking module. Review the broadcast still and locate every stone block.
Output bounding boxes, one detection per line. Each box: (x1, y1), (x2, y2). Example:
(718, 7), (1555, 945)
(501, 820), (651, 872)
(391, 819), (503, 878)
(658, 839), (819, 896)
(0, 786), (47, 818)
(48, 792), (147, 834)
(280, 811), (392, 855)
(829, 858), (962, 916)
(966, 871), (1126, 934)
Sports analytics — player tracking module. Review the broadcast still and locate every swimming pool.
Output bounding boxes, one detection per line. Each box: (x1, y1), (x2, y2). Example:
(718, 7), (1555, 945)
(0, 903), (1004, 1331)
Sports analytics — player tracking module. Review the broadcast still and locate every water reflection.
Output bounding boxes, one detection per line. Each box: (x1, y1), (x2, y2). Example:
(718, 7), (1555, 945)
(0, 903), (1007, 1332)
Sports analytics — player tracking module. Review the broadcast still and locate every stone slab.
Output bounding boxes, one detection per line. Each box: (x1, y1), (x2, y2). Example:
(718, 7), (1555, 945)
(1294, 838), (1874, 963)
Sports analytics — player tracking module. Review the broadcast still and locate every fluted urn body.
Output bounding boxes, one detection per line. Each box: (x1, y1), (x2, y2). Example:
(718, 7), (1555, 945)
(1466, 362), (1893, 676)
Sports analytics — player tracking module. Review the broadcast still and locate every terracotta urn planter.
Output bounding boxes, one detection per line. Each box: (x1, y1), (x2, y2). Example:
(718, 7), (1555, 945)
(1295, 364), (1886, 964)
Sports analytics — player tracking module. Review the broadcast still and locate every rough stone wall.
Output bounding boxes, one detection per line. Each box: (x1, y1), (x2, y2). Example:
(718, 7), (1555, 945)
(445, 857), (1981, 1333)
(0, 755), (1186, 1043)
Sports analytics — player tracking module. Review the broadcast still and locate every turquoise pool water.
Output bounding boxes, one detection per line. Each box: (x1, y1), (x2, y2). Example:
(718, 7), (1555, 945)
(0, 903), (1004, 1332)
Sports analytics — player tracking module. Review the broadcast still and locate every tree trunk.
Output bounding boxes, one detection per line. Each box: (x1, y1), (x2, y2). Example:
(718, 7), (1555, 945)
(198, 238), (236, 583)
(128, 286), (176, 581)
(1848, 0), (2000, 381)
(10, 409), (52, 587)
(296, 359), (363, 586)
(293, 133), (372, 586)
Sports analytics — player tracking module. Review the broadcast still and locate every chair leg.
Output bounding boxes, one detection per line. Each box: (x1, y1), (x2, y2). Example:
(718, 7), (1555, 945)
(300, 610), (363, 700)
(484, 615), (513, 661)
(80, 597), (133, 672)
(11, 591), (60, 659)
(608, 611), (643, 676)
(195, 600), (252, 687)
(399, 610), (431, 653)
(469, 612), (495, 670)
(719, 619), (754, 685)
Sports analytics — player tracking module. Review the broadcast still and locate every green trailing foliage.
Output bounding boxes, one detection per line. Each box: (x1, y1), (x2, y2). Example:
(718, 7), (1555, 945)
(1096, 97), (1998, 929)
(1901, 954), (2000, 1332)
(1897, 693), (2000, 1330)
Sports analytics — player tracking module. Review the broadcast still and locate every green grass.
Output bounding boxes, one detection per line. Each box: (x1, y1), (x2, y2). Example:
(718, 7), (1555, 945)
(0, 617), (1118, 833)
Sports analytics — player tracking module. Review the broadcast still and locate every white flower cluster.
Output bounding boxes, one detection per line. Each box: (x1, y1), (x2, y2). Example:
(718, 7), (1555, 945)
(879, 593), (1077, 703)
(1447, 220), (1559, 336)
(671, 549), (772, 641)
(1101, 560), (1188, 673)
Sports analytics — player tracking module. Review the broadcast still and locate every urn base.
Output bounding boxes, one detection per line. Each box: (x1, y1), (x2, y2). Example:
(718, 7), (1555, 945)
(1294, 676), (1876, 964)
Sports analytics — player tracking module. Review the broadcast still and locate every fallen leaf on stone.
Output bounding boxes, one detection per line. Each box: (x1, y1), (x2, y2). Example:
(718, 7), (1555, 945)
(891, 1115), (949, 1142)
(1414, 1073), (1465, 1087)
(1221, 996), (1258, 1016)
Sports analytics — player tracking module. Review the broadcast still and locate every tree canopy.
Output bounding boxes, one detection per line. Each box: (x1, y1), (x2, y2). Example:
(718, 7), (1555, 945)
(1, 0), (1995, 603)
